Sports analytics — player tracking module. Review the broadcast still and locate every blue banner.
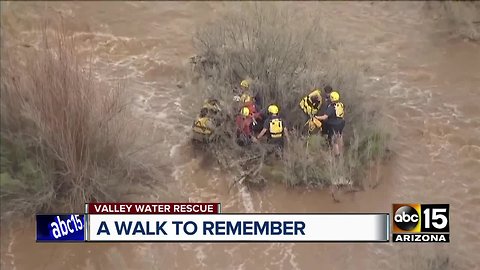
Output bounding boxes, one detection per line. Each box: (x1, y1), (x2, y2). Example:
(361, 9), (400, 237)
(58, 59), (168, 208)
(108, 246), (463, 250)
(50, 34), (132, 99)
(36, 214), (85, 242)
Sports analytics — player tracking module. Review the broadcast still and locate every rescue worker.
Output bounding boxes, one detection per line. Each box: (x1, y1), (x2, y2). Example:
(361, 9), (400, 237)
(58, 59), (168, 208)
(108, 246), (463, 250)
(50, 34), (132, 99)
(299, 88), (323, 135)
(235, 106), (255, 146)
(255, 104), (288, 149)
(299, 88), (323, 119)
(201, 98), (226, 124)
(319, 85), (333, 136)
(315, 91), (345, 156)
(241, 95), (257, 115)
(202, 98), (221, 115)
(192, 108), (216, 143)
(235, 79), (263, 111)
(319, 85), (333, 114)
(239, 80), (252, 102)
(233, 80), (264, 131)
(234, 80), (253, 102)
(242, 94), (267, 132)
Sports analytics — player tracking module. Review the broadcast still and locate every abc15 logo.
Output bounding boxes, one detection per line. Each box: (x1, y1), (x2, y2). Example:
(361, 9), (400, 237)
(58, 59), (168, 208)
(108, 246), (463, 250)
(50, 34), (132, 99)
(392, 204), (450, 233)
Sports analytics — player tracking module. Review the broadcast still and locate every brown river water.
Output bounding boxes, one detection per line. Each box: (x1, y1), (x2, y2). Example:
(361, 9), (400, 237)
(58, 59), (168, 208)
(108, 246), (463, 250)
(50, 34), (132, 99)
(1, 2), (479, 270)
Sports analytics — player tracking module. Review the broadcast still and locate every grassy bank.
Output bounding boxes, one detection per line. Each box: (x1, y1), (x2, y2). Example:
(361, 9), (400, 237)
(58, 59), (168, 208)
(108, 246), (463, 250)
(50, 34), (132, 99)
(0, 25), (156, 218)
(188, 3), (391, 188)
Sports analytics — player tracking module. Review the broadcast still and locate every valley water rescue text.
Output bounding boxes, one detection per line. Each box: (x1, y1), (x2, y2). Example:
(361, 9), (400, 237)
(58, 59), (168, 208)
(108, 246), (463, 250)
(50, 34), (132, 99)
(91, 203), (215, 213)
(95, 220), (306, 237)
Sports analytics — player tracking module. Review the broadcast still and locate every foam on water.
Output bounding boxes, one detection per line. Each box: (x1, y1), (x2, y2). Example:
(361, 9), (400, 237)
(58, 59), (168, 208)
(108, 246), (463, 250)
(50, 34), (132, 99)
(237, 185), (255, 213)
(169, 143), (183, 158)
(4, 229), (16, 270)
(193, 246), (207, 268)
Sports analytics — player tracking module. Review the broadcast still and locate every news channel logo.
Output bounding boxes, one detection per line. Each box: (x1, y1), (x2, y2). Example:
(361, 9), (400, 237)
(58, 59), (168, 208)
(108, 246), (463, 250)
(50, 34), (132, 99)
(36, 214), (85, 242)
(392, 204), (450, 243)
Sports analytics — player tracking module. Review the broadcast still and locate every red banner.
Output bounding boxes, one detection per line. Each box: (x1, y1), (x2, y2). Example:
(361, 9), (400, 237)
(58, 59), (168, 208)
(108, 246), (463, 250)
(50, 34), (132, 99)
(87, 203), (220, 214)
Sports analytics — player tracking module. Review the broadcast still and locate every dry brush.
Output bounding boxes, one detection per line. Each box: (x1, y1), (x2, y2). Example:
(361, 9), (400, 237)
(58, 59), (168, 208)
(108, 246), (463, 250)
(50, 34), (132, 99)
(1, 24), (157, 218)
(188, 3), (392, 189)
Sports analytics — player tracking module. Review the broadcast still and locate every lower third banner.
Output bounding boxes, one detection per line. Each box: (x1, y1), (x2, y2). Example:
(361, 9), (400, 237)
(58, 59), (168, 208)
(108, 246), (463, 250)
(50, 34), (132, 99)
(87, 213), (389, 242)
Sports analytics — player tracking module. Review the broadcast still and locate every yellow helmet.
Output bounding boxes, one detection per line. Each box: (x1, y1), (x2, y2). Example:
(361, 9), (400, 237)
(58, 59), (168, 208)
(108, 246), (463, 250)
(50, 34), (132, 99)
(241, 107), (250, 117)
(268, 104), (279, 115)
(240, 93), (252, 103)
(330, 91), (340, 102)
(240, 80), (249, 88)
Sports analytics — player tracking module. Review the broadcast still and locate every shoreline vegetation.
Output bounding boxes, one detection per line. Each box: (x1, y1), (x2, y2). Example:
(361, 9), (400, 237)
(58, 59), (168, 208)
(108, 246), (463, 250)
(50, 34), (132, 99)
(0, 23), (157, 219)
(188, 3), (392, 191)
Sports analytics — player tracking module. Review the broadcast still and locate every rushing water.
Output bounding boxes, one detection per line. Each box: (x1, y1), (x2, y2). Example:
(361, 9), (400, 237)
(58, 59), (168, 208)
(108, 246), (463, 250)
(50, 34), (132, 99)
(1, 2), (479, 270)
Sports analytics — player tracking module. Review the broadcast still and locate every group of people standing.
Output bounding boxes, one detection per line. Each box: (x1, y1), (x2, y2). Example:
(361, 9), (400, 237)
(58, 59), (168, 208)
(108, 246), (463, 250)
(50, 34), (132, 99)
(233, 80), (288, 149)
(192, 79), (345, 156)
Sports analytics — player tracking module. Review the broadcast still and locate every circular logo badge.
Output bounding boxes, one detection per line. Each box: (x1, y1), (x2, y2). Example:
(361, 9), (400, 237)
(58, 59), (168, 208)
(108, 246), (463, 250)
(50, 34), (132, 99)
(394, 205), (419, 231)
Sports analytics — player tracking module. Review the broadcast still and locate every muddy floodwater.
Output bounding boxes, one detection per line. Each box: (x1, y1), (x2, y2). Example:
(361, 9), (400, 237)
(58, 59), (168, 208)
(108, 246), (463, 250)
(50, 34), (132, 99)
(1, 2), (479, 270)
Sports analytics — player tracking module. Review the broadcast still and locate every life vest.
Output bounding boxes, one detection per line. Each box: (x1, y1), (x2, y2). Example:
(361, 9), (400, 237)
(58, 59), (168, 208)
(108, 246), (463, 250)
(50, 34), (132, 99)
(299, 89), (322, 116)
(193, 117), (213, 135)
(333, 102), (345, 119)
(306, 117), (322, 132)
(269, 117), (284, 139)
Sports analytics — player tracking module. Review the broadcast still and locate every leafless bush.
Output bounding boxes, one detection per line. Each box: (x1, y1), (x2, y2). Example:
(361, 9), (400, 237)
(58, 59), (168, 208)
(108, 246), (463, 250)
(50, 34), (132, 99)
(425, 1), (480, 41)
(0, 23), (156, 218)
(189, 3), (391, 188)
(193, 3), (337, 127)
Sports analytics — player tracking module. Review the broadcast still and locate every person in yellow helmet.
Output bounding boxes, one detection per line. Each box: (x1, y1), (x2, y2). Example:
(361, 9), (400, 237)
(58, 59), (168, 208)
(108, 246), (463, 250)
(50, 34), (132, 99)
(192, 108), (216, 144)
(299, 87), (327, 135)
(235, 106), (255, 146)
(319, 85), (333, 113)
(318, 85), (333, 136)
(202, 98), (221, 115)
(315, 91), (345, 156)
(235, 79), (263, 108)
(299, 88), (323, 118)
(240, 79), (249, 89)
(234, 80), (253, 102)
(255, 104), (289, 149)
(234, 79), (264, 129)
